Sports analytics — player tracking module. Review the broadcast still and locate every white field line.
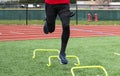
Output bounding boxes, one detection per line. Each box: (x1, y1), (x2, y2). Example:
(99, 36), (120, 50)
(114, 52), (120, 56)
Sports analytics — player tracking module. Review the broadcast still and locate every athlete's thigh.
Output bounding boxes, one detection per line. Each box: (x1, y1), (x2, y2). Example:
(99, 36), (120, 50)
(58, 4), (70, 26)
(45, 4), (57, 24)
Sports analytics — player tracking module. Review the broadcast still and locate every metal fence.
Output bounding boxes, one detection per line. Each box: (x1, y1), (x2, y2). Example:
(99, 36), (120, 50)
(0, 4), (120, 25)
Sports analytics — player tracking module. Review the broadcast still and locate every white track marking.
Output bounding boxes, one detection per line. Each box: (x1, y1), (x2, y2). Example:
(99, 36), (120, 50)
(10, 31), (24, 34)
(0, 32), (2, 35)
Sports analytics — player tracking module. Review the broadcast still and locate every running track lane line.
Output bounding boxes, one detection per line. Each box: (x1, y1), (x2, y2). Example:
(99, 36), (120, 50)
(10, 31), (24, 34)
(57, 27), (115, 36)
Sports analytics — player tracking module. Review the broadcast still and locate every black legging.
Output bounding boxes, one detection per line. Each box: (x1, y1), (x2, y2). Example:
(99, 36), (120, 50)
(45, 3), (70, 54)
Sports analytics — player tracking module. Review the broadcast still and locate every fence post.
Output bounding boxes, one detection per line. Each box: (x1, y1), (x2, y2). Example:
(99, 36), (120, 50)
(76, 4), (78, 25)
(26, 0), (28, 25)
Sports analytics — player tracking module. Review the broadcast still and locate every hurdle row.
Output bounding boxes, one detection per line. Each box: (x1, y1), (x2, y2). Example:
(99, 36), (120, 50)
(32, 49), (108, 76)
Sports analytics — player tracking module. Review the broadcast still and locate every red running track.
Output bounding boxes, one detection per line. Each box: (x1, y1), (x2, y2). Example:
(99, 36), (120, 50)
(0, 25), (120, 41)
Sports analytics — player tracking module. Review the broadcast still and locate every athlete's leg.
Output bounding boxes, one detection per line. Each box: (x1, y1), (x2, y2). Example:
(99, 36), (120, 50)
(59, 4), (70, 55)
(58, 4), (70, 64)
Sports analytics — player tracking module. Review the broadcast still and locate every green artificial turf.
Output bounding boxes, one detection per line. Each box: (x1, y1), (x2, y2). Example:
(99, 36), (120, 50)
(0, 36), (120, 76)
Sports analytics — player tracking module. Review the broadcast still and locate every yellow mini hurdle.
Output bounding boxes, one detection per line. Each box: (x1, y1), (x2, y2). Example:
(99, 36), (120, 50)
(71, 66), (108, 76)
(47, 55), (80, 67)
(32, 49), (59, 59)
(32, 49), (109, 76)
